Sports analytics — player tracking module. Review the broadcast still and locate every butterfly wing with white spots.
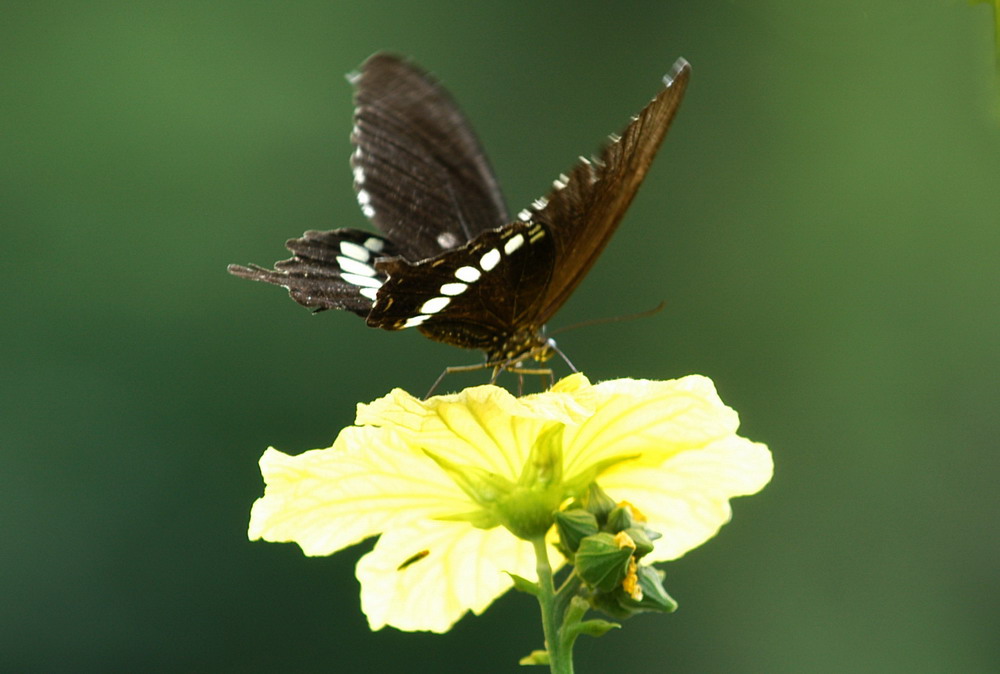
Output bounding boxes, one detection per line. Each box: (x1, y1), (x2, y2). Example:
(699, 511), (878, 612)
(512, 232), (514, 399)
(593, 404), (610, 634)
(229, 53), (690, 367)
(229, 52), (509, 318)
(349, 52), (509, 260)
(367, 220), (555, 358)
(229, 229), (396, 315)
(361, 57), (690, 362)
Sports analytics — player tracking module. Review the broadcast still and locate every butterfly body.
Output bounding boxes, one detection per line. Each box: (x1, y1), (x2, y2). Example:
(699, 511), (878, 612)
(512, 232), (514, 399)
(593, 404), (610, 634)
(229, 53), (690, 368)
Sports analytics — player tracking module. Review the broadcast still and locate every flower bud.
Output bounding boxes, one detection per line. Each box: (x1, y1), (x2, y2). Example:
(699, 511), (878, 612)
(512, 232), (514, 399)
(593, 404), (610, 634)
(575, 532), (635, 593)
(554, 508), (599, 554)
(621, 565), (677, 614)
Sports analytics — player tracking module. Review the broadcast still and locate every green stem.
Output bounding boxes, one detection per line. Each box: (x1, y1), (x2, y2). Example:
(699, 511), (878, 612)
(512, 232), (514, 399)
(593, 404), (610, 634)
(532, 537), (573, 674)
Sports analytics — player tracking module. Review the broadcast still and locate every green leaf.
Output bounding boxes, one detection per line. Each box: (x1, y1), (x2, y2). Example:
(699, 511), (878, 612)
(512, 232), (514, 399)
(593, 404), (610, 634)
(518, 650), (550, 666)
(566, 618), (620, 639)
(507, 572), (540, 596)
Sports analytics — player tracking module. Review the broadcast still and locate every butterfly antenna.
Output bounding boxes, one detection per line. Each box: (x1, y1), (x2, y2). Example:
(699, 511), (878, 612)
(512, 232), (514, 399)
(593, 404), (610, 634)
(548, 300), (667, 337)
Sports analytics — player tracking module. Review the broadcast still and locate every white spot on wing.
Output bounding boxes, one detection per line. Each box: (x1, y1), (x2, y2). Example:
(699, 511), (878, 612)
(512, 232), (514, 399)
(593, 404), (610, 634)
(503, 233), (525, 255)
(359, 287), (378, 301)
(357, 189), (371, 206)
(353, 166), (365, 185)
(479, 248), (501, 271)
(532, 196), (548, 210)
(364, 237), (385, 253)
(403, 315), (429, 328)
(517, 209), (532, 222)
(419, 296), (451, 314)
(361, 204), (375, 218)
(439, 282), (467, 296)
(341, 272), (382, 288)
(340, 240), (370, 261)
(455, 266), (481, 282)
(436, 231), (459, 249)
(336, 255), (377, 276)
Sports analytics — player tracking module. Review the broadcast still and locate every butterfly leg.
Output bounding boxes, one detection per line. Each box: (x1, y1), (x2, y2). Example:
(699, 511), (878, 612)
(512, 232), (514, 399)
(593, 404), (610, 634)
(425, 357), (555, 398)
(425, 361), (495, 398)
(506, 364), (555, 391)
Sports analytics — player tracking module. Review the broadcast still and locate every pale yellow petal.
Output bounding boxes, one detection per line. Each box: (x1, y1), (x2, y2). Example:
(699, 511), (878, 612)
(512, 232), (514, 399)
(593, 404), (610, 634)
(248, 427), (469, 556)
(562, 375), (740, 480)
(356, 519), (543, 633)
(353, 387), (436, 439)
(521, 372), (597, 419)
(599, 435), (773, 561)
(359, 376), (592, 433)
(357, 383), (588, 480)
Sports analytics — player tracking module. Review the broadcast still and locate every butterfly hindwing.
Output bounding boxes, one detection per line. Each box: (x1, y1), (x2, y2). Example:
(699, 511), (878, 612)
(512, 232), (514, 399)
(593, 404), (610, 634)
(227, 229), (395, 316)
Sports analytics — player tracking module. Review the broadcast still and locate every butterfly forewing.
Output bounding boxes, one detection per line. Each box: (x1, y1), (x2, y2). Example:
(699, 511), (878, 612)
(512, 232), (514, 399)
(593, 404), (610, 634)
(351, 53), (510, 261)
(525, 58), (691, 324)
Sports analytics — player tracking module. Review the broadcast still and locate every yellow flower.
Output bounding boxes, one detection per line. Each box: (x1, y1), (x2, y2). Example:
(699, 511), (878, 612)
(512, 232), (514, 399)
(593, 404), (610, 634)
(248, 373), (772, 632)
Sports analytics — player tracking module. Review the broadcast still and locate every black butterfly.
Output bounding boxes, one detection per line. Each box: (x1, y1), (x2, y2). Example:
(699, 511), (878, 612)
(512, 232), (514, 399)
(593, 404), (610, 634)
(229, 52), (689, 374)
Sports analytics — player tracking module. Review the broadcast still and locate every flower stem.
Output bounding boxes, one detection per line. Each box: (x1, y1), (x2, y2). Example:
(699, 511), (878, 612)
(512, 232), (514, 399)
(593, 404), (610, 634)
(532, 537), (573, 674)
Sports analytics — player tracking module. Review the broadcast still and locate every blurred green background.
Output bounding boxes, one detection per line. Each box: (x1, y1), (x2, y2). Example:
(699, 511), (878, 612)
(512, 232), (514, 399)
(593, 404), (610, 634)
(3, 1), (998, 672)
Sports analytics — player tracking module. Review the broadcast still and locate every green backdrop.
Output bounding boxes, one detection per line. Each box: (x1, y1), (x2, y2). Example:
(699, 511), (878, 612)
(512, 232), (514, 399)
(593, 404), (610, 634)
(3, 1), (998, 672)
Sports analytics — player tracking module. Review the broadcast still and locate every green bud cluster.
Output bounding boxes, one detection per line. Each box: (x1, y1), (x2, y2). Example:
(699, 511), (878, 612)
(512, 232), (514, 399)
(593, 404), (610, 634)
(554, 484), (677, 620)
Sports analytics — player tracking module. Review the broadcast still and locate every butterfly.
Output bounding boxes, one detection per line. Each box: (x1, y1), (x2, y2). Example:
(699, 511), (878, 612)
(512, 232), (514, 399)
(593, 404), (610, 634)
(229, 52), (690, 376)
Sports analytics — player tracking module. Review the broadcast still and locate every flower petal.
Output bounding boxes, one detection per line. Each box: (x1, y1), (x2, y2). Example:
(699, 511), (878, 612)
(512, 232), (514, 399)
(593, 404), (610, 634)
(247, 372), (771, 633)
(562, 375), (741, 481)
(600, 435), (773, 561)
(356, 381), (592, 480)
(248, 426), (469, 556)
(356, 518), (545, 632)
